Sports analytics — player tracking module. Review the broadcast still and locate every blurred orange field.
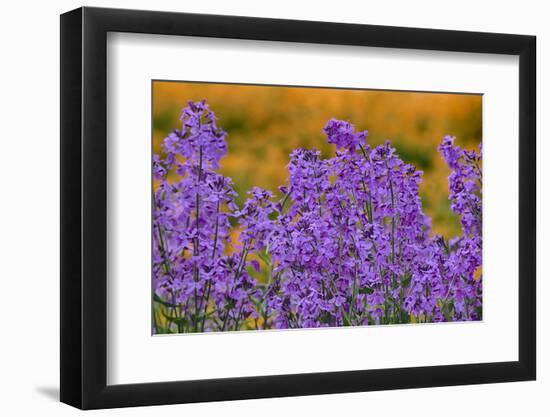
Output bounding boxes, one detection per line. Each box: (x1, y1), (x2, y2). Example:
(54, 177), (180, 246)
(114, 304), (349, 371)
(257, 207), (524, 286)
(153, 81), (482, 239)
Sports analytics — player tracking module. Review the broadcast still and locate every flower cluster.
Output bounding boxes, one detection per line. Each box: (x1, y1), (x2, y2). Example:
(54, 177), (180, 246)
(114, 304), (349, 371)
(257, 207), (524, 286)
(153, 100), (482, 333)
(436, 136), (483, 320)
(153, 100), (260, 333)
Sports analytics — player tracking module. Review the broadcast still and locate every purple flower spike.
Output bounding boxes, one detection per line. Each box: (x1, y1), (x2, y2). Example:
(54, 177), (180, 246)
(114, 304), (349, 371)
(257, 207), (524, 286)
(324, 118), (368, 151)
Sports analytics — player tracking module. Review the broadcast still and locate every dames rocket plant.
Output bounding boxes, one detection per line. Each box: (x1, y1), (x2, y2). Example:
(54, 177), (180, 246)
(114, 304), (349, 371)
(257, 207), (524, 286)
(152, 100), (482, 333)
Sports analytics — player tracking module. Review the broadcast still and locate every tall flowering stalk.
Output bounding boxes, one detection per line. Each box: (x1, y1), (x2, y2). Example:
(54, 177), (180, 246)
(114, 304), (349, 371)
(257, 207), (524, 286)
(436, 136), (483, 320)
(153, 100), (483, 333)
(266, 121), (437, 327)
(153, 100), (260, 333)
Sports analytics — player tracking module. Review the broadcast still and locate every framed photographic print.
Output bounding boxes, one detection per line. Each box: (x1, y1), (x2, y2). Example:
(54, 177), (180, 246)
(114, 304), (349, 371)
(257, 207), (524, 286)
(60, 6), (536, 410)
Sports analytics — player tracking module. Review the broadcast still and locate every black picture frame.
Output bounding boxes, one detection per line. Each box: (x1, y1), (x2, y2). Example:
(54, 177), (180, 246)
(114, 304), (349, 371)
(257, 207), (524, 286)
(60, 6), (536, 410)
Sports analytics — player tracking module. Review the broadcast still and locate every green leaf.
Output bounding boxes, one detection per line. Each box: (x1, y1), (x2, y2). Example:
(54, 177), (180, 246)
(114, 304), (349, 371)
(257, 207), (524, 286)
(358, 286), (374, 295)
(319, 312), (332, 324)
(474, 306), (483, 319)
(258, 250), (272, 266)
(161, 310), (188, 327)
(343, 314), (351, 326)
(401, 273), (412, 288)
(153, 293), (178, 308)
(155, 326), (174, 334)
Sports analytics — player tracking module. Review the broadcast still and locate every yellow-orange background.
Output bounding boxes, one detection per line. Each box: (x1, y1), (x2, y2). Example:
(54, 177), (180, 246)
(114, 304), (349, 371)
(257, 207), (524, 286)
(153, 81), (482, 239)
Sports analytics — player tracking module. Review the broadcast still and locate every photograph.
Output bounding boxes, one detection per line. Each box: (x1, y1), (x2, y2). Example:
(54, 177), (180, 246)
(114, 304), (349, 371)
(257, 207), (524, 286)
(0, 0), (542, 414)
(152, 81), (483, 334)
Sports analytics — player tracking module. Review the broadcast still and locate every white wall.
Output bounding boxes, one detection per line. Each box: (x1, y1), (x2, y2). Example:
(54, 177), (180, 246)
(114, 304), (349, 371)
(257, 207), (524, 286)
(0, 0), (546, 415)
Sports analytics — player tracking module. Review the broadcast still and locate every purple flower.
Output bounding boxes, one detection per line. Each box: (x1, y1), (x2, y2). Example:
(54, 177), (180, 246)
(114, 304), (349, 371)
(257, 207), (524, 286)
(324, 118), (368, 151)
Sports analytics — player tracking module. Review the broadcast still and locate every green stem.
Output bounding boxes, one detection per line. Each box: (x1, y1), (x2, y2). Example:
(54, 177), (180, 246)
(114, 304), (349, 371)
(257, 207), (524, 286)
(199, 199), (221, 331)
(221, 243), (251, 332)
(192, 145), (204, 331)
